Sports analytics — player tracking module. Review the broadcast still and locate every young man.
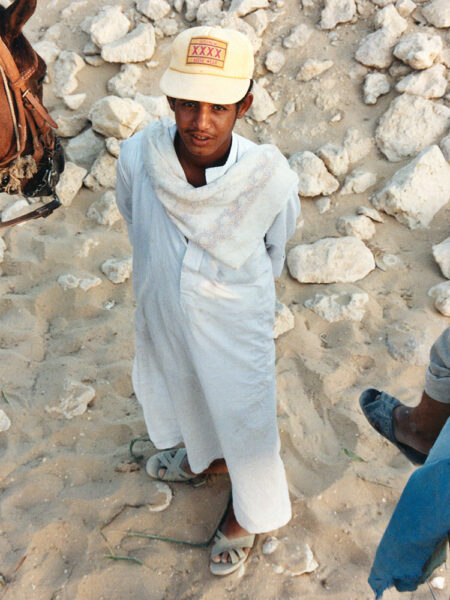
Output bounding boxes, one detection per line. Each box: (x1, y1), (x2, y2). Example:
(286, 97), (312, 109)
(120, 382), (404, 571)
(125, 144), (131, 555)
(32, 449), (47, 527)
(116, 26), (300, 576)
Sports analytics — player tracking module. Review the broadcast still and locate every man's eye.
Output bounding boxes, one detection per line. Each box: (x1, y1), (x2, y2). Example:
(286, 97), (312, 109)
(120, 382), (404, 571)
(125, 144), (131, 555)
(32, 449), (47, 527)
(183, 101), (196, 108)
(213, 105), (226, 111)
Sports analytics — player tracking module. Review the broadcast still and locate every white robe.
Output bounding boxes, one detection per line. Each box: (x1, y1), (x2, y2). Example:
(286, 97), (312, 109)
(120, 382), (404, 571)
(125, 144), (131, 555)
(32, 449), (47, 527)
(116, 124), (300, 533)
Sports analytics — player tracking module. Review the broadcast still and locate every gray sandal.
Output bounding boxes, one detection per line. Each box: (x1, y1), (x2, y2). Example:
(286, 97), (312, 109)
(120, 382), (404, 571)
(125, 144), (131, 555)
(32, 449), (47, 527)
(146, 448), (197, 482)
(210, 530), (255, 576)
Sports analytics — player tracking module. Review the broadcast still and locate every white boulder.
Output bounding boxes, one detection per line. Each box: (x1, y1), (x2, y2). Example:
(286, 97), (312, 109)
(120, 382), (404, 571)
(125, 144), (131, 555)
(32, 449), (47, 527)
(395, 0), (416, 17)
(428, 281), (450, 317)
(33, 40), (60, 66)
(185, 0), (201, 21)
(374, 5), (407, 35)
(422, 0), (450, 28)
(0, 409), (11, 432)
(107, 64), (142, 98)
(395, 64), (447, 99)
(53, 51), (85, 98)
(265, 50), (285, 74)
(102, 24), (156, 63)
(371, 145), (450, 228)
(54, 114), (89, 138)
(432, 237), (450, 279)
(89, 6), (131, 47)
(357, 205), (384, 222)
(249, 81), (276, 122)
(439, 133), (450, 162)
(287, 237), (375, 283)
(105, 137), (121, 158)
(320, 0), (356, 29)
(63, 93), (86, 111)
(197, 0), (223, 23)
(355, 28), (398, 69)
(87, 191), (122, 226)
(297, 59), (333, 82)
(55, 162), (87, 206)
(336, 214), (376, 239)
(289, 152), (339, 197)
(89, 96), (146, 139)
(363, 73), (391, 104)
(229, 0), (269, 16)
(340, 169), (377, 194)
(393, 32), (443, 70)
(65, 128), (104, 169)
(304, 291), (369, 322)
(282, 24), (313, 49)
(316, 143), (349, 177)
(137, 0), (171, 20)
(1, 199), (28, 224)
(246, 9), (269, 36)
(274, 301), (295, 339)
(101, 257), (133, 284)
(375, 94), (450, 162)
(84, 151), (117, 191)
(134, 93), (172, 127)
(343, 127), (373, 164)
(46, 382), (96, 419)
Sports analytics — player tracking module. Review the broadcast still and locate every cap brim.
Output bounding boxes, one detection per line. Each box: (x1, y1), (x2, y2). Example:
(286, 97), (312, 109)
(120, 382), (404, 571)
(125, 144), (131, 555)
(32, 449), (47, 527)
(160, 68), (251, 105)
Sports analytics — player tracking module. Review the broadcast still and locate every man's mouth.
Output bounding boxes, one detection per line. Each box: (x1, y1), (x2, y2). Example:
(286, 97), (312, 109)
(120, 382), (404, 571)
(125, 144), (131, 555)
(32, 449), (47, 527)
(190, 133), (212, 141)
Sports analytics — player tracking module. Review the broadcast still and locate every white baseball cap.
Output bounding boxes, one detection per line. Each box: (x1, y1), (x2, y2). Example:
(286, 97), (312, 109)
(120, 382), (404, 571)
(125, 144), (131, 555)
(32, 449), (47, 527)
(159, 26), (254, 105)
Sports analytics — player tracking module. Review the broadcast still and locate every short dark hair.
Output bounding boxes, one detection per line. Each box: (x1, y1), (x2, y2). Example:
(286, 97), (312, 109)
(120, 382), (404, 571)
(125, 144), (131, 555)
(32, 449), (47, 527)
(236, 80), (253, 111)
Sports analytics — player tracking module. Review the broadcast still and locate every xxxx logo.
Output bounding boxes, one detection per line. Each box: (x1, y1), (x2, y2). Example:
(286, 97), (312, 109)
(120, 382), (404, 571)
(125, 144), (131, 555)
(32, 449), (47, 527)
(186, 37), (228, 69)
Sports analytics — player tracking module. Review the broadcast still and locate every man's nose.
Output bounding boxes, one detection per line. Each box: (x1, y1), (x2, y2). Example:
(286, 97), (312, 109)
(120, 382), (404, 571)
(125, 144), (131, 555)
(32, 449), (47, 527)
(193, 105), (211, 130)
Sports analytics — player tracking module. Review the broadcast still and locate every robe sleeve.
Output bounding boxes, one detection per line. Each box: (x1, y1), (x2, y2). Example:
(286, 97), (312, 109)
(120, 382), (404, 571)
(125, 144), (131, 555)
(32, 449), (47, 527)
(116, 144), (134, 246)
(265, 188), (301, 278)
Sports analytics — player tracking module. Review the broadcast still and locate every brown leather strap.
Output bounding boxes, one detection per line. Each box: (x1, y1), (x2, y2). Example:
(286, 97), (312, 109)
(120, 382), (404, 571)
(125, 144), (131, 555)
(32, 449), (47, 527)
(23, 89), (58, 129)
(0, 197), (61, 228)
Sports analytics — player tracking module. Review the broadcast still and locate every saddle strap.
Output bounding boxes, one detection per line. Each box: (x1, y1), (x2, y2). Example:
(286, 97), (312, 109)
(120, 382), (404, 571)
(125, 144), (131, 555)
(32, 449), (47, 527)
(0, 197), (61, 228)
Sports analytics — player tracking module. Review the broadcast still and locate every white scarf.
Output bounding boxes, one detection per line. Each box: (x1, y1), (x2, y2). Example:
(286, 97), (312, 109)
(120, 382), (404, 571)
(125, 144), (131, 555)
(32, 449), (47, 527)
(142, 118), (298, 269)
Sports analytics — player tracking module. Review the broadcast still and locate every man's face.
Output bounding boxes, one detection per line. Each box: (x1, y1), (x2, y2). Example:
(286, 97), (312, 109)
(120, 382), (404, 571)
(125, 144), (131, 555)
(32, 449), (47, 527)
(168, 95), (253, 166)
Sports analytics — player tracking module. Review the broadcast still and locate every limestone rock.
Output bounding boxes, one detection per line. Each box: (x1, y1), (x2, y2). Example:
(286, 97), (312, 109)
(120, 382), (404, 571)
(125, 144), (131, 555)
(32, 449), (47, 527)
(85, 56), (104, 67)
(53, 51), (85, 98)
(0, 409), (11, 432)
(341, 169), (377, 194)
(154, 17), (179, 38)
(84, 151), (117, 191)
(371, 145), (450, 228)
(287, 237), (375, 283)
(316, 196), (331, 213)
(262, 536), (280, 555)
(386, 317), (439, 366)
(102, 24), (156, 63)
(107, 64), (142, 98)
(105, 137), (121, 158)
(65, 128), (104, 169)
(137, 0), (171, 20)
(55, 162), (87, 206)
(229, 0), (269, 16)
(428, 281), (450, 316)
(363, 73), (391, 104)
(197, 0), (223, 23)
(101, 257), (132, 283)
(440, 133), (450, 162)
(63, 93), (86, 111)
(316, 143), (349, 177)
(343, 127), (373, 164)
(355, 28), (398, 69)
(185, 0), (200, 21)
(46, 382), (95, 419)
(375, 94), (450, 161)
(371, 0), (395, 6)
(374, 4), (407, 35)
(393, 32), (443, 70)
(54, 114), (88, 138)
(0, 236), (6, 263)
(146, 481), (173, 512)
(336, 214), (376, 239)
(282, 24), (313, 49)
(33, 40), (60, 66)
(87, 191), (121, 226)
(357, 205), (384, 222)
(422, 0), (450, 28)
(395, 0), (416, 17)
(246, 9), (269, 36)
(57, 274), (102, 291)
(297, 59), (333, 82)
(249, 81), (276, 122)
(305, 290), (369, 321)
(263, 539), (318, 577)
(432, 237), (450, 279)
(289, 152), (339, 197)
(265, 49), (285, 73)
(89, 96), (146, 139)
(134, 93), (172, 127)
(395, 64), (447, 98)
(320, 0), (356, 29)
(89, 6), (131, 47)
(220, 13), (261, 53)
(1, 199), (29, 223)
(389, 61), (411, 77)
(274, 301), (295, 339)
(430, 576), (445, 591)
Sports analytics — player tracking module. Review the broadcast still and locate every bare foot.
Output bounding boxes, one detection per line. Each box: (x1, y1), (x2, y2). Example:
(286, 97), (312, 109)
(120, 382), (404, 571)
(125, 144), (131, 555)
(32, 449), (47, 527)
(393, 392), (450, 454)
(211, 504), (253, 564)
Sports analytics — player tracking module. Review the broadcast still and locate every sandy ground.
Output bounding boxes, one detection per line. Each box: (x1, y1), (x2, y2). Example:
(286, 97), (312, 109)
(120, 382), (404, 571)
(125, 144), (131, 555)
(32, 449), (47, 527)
(0, 0), (449, 598)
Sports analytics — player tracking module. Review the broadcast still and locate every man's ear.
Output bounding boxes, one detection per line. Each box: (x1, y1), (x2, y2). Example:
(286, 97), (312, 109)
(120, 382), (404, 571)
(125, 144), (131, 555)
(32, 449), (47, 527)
(4, 0), (37, 40)
(167, 97), (176, 111)
(237, 94), (253, 119)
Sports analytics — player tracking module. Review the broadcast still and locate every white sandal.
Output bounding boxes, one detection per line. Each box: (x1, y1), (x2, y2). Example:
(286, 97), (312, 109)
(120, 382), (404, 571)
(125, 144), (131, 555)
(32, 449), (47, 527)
(209, 530), (255, 576)
(146, 448), (196, 482)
